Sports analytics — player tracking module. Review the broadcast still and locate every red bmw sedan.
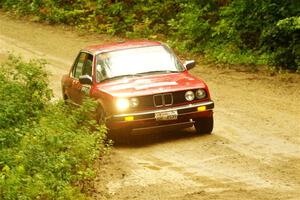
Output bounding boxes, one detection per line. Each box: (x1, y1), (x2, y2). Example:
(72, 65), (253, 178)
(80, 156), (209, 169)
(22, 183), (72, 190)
(61, 40), (214, 135)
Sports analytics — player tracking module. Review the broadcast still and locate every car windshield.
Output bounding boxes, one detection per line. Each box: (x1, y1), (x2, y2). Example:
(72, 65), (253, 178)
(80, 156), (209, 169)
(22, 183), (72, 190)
(96, 45), (184, 82)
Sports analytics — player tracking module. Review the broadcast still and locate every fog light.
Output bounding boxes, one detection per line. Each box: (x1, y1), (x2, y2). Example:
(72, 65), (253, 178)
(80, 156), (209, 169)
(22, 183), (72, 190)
(197, 106), (206, 112)
(124, 116), (134, 121)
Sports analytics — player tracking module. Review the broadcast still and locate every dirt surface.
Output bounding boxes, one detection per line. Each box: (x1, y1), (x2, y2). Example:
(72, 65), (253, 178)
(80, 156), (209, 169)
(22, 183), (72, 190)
(1, 13), (300, 200)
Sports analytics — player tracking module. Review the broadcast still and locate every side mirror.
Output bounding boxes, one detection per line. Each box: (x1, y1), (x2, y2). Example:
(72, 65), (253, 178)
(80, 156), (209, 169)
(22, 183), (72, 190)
(79, 75), (92, 85)
(184, 60), (196, 70)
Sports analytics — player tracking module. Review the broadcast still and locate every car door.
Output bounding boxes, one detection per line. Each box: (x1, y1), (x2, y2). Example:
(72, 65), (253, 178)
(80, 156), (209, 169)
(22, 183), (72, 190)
(69, 52), (94, 105)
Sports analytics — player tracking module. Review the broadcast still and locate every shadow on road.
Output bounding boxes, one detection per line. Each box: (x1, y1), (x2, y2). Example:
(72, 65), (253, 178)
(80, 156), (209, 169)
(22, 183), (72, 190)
(110, 127), (210, 148)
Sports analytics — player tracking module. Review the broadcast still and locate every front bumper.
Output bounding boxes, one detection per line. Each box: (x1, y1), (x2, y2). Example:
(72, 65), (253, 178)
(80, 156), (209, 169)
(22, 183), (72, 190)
(107, 100), (214, 130)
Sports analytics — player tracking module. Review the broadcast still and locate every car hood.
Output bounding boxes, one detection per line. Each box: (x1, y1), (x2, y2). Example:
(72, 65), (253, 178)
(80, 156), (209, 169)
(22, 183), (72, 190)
(96, 71), (207, 97)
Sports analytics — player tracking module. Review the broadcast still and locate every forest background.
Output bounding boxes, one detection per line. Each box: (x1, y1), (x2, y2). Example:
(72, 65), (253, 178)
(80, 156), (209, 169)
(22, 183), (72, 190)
(1, 0), (299, 71)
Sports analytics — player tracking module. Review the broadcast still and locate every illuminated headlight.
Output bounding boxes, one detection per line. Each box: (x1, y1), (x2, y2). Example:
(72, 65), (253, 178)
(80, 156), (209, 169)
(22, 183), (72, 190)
(195, 89), (206, 99)
(116, 98), (129, 111)
(185, 91), (195, 101)
(130, 97), (139, 108)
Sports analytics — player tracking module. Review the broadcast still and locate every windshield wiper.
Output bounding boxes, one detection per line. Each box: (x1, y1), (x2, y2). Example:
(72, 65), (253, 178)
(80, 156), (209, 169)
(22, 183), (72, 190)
(102, 74), (141, 81)
(136, 70), (179, 75)
(102, 70), (180, 82)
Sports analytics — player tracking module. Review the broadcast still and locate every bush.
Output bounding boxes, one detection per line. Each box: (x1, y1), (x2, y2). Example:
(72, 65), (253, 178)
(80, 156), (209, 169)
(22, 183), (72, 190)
(0, 55), (51, 129)
(0, 55), (109, 199)
(211, 0), (300, 70)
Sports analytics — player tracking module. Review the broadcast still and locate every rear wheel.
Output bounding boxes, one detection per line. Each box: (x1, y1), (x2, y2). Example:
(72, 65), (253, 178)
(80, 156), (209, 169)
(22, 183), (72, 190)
(194, 117), (214, 134)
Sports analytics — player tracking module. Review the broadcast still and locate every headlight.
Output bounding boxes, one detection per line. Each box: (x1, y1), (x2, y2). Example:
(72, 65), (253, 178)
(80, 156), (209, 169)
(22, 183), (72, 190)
(116, 98), (129, 111)
(195, 89), (206, 99)
(130, 97), (139, 108)
(185, 91), (195, 101)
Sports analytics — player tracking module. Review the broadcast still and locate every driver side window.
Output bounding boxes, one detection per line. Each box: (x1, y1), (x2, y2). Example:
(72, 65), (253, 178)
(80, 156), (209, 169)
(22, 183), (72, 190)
(72, 52), (94, 79)
(82, 54), (93, 77)
(72, 52), (86, 79)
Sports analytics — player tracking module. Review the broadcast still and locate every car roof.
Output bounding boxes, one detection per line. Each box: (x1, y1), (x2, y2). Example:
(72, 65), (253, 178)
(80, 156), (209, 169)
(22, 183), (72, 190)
(82, 40), (162, 54)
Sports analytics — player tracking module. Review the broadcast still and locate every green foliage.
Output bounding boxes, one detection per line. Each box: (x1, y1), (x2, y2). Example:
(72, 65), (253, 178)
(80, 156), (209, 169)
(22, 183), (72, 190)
(265, 16), (300, 70)
(0, 56), (109, 199)
(212, 0), (300, 70)
(0, 54), (51, 129)
(168, 0), (219, 52)
(0, 0), (299, 70)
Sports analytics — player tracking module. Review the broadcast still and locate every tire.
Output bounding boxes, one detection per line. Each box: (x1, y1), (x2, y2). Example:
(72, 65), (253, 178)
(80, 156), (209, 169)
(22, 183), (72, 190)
(109, 128), (132, 144)
(194, 117), (214, 134)
(62, 93), (69, 104)
(96, 105), (106, 124)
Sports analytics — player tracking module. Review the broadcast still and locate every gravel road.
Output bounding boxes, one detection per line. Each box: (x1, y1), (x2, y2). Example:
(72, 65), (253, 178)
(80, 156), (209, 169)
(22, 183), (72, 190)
(1, 13), (300, 200)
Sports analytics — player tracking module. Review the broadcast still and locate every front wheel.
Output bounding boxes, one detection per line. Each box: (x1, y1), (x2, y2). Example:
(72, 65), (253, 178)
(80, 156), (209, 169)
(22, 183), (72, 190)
(96, 105), (106, 124)
(108, 128), (132, 144)
(194, 117), (214, 134)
